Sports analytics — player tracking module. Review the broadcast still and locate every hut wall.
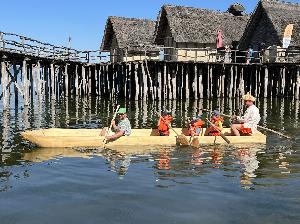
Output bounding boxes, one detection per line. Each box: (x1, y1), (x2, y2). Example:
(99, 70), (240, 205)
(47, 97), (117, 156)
(109, 34), (124, 63)
(240, 8), (281, 50)
(120, 51), (160, 62)
(175, 42), (216, 62)
(164, 37), (176, 61)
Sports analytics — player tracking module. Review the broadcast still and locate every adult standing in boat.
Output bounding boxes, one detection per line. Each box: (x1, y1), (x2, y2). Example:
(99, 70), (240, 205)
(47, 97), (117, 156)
(101, 108), (131, 141)
(231, 93), (261, 136)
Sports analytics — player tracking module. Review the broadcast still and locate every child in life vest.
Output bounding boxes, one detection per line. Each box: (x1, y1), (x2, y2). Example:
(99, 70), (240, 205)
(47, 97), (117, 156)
(157, 111), (173, 136)
(205, 110), (224, 136)
(188, 115), (205, 137)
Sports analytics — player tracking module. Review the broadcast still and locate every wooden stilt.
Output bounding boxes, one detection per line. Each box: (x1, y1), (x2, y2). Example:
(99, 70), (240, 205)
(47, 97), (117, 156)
(172, 65), (176, 100)
(82, 65), (86, 96)
(257, 66), (261, 97)
(199, 65), (203, 99)
(124, 63), (127, 99)
(264, 67), (269, 98)
(185, 64), (189, 99)
(88, 66), (92, 95)
(296, 66), (300, 100)
(163, 63), (167, 100)
(193, 64), (198, 99)
(75, 65), (79, 96)
(134, 63), (139, 101)
(1, 60), (8, 110)
(282, 67), (286, 97)
(128, 63), (132, 100)
(13, 64), (19, 107)
(50, 63), (55, 99)
(22, 59), (29, 106)
(106, 65), (110, 98)
(54, 65), (59, 98)
(229, 66), (234, 98)
(143, 62), (148, 100)
(233, 65), (237, 98)
(221, 66), (225, 98)
(157, 64), (162, 100)
(64, 64), (68, 97)
(239, 67), (245, 97)
(95, 66), (98, 96)
(254, 66), (258, 97)
(167, 64), (172, 100)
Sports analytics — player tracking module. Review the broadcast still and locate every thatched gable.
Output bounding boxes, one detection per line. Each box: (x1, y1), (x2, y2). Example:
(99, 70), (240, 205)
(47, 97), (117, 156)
(154, 4), (250, 46)
(239, 0), (300, 49)
(101, 16), (157, 52)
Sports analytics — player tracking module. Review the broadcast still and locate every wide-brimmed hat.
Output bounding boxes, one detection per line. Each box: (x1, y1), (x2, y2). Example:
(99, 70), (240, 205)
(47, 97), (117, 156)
(117, 108), (127, 114)
(242, 92), (256, 102)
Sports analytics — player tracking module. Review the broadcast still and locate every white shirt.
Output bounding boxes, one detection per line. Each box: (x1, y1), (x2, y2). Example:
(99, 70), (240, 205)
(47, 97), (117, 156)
(239, 104), (261, 133)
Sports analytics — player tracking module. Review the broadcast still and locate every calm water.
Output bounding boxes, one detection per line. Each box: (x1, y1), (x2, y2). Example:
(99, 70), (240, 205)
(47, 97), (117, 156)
(0, 96), (299, 224)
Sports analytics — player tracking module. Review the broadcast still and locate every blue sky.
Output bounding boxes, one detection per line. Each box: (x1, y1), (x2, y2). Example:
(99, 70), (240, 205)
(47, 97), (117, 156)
(0, 0), (299, 50)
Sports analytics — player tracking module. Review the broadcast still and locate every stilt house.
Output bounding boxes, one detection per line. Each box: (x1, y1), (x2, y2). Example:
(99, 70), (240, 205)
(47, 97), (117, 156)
(239, 0), (300, 50)
(101, 16), (159, 63)
(154, 4), (249, 62)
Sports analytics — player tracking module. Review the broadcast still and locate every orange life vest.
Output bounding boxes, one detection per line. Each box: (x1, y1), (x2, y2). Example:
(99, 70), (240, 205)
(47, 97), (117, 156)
(189, 119), (205, 136)
(207, 117), (224, 136)
(158, 115), (173, 135)
(241, 124), (252, 135)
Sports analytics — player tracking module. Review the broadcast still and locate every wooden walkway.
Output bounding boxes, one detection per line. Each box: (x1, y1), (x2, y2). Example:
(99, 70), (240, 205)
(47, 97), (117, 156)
(0, 31), (300, 111)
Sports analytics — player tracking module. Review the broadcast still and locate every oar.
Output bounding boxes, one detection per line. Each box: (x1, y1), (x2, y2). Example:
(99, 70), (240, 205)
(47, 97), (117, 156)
(186, 118), (203, 148)
(103, 105), (120, 146)
(157, 112), (189, 146)
(253, 125), (292, 139)
(206, 118), (231, 144)
(202, 108), (292, 139)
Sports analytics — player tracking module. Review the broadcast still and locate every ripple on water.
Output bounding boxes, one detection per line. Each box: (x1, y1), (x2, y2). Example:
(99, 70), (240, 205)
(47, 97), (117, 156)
(0, 97), (300, 223)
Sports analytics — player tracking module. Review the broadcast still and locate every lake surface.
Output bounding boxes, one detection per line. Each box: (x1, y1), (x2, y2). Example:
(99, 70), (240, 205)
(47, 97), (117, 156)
(0, 96), (299, 224)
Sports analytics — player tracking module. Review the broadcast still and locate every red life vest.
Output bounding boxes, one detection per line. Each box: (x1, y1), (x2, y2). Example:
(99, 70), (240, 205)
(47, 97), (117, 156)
(207, 117), (224, 136)
(241, 124), (252, 135)
(158, 115), (173, 135)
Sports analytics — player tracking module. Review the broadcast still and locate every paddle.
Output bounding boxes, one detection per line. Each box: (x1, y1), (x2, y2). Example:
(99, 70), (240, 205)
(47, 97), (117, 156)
(187, 118), (203, 148)
(202, 108), (292, 139)
(205, 118), (231, 144)
(103, 105), (120, 146)
(157, 112), (189, 146)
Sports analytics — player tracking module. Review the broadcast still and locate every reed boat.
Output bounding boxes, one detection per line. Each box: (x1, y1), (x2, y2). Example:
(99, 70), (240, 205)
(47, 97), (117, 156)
(21, 128), (266, 148)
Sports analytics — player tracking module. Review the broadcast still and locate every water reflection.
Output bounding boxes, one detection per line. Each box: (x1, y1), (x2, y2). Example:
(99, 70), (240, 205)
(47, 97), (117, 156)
(0, 96), (299, 192)
(234, 148), (261, 187)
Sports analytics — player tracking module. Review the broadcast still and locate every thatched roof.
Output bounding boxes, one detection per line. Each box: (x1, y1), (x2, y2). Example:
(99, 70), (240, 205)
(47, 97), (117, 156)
(154, 4), (250, 46)
(101, 16), (158, 52)
(240, 0), (300, 48)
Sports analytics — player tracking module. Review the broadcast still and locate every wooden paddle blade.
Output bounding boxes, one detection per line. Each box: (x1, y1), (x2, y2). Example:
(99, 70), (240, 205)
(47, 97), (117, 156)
(190, 138), (200, 148)
(220, 133), (231, 144)
(177, 134), (190, 146)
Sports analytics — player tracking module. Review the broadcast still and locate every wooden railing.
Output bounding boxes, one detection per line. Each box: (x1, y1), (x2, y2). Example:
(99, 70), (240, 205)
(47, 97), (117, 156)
(0, 31), (103, 63)
(1, 31), (300, 64)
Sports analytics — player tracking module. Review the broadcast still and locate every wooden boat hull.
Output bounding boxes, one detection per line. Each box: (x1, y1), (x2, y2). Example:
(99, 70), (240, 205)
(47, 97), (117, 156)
(21, 128), (267, 148)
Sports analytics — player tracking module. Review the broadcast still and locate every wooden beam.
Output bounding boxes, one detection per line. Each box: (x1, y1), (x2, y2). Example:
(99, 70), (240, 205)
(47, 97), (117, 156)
(296, 67), (300, 100)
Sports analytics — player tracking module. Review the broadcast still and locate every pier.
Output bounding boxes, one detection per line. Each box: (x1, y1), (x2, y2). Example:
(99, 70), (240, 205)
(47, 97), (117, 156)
(0, 31), (300, 111)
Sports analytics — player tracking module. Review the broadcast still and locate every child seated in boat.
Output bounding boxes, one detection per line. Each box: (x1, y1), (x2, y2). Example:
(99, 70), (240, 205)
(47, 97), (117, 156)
(157, 111), (173, 136)
(188, 115), (205, 137)
(205, 110), (224, 136)
(101, 108), (132, 141)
